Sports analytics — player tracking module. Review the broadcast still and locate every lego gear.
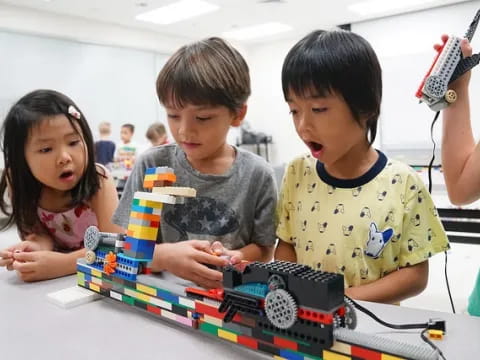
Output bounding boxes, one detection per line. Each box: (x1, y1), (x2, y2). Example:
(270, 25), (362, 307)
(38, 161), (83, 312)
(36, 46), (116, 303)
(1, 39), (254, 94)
(84, 226), (100, 250)
(85, 250), (96, 265)
(267, 274), (286, 291)
(265, 289), (298, 329)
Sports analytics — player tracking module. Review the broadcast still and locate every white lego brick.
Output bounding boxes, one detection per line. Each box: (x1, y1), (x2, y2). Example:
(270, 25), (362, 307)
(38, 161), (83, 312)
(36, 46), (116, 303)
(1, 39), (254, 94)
(152, 186), (197, 198)
(110, 290), (123, 301)
(47, 286), (102, 309)
(134, 191), (177, 204)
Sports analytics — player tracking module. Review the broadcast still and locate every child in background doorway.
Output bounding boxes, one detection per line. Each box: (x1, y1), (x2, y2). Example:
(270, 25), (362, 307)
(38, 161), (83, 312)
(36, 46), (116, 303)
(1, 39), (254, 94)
(146, 122), (169, 147)
(275, 29), (449, 304)
(94, 121), (115, 165)
(112, 37), (277, 289)
(0, 90), (122, 281)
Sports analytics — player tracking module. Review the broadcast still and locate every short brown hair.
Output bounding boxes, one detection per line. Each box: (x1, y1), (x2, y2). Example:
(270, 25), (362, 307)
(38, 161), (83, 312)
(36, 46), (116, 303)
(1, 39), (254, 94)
(146, 122), (166, 141)
(156, 37), (250, 112)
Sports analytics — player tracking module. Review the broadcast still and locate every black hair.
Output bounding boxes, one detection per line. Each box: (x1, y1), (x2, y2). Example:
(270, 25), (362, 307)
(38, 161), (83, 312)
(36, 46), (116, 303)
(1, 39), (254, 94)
(0, 89), (102, 234)
(282, 29), (382, 144)
(122, 123), (135, 133)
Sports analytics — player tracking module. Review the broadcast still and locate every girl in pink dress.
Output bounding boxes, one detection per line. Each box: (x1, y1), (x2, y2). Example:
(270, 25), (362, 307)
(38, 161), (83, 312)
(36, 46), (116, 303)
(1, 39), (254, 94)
(0, 90), (123, 281)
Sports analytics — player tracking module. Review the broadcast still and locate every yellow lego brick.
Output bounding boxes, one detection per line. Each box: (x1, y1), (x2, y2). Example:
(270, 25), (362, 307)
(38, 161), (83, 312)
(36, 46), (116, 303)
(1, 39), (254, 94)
(382, 354), (405, 360)
(124, 287), (151, 303)
(89, 283), (101, 293)
(273, 357), (287, 360)
(137, 283), (157, 296)
(136, 199), (164, 209)
(330, 341), (352, 355)
(218, 329), (237, 343)
(77, 272), (85, 286)
(127, 224), (159, 240)
(91, 268), (102, 278)
(323, 350), (351, 360)
(427, 329), (444, 340)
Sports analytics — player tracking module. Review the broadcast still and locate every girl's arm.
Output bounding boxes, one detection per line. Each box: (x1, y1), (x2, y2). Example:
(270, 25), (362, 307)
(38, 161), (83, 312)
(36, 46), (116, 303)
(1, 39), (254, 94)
(211, 242), (274, 263)
(89, 166), (124, 233)
(345, 261), (428, 304)
(442, 39), (480, 204)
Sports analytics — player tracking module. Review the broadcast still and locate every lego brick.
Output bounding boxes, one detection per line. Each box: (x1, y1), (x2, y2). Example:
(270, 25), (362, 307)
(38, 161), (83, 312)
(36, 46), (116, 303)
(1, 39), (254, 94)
(130, 204), (162, 215)
(351, 346), (381, 360)
(330, 341), (352, 355)
(134, 191), (177, 204)
(274, 336), (299, 352)
(218, 328), (238, 343)
(203, 314), (223, 327)
(380, 355), (404, 360)
(237, 335), (258, 350)
(129, 211), (161, 222)
(126, 224), (159, 241)
(128, 216), (160, 228)
(152, 186), (197, 197)
(47, 286), (102, 309)
(145, 166), (174, 175)
(132, 197), (164, 209)
(144, 173), (177, 182)
(323, 350), (351, 360)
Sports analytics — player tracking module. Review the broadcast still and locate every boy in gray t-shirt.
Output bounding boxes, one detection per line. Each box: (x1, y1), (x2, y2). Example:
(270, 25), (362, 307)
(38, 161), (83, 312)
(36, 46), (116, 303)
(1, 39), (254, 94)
(112, 37), (277, 289)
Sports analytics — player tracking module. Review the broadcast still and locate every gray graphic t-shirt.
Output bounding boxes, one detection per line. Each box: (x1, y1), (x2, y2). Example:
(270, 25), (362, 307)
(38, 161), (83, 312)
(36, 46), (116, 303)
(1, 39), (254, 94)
(112, 144), (277, 250)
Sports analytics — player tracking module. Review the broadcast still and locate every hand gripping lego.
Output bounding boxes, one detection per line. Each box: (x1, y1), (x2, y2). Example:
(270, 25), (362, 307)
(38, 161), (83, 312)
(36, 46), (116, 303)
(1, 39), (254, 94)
(416, 9), (480, 111)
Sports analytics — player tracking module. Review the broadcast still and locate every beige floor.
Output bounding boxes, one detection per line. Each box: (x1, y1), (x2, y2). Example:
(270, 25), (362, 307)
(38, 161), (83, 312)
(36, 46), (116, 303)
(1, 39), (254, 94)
(0, 225), (477, 315)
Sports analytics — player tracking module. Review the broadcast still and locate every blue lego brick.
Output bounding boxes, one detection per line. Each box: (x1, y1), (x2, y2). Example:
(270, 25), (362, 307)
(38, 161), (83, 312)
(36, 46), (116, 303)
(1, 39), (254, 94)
(279, 349), (304, 360)
(131, 204), (156, 214)
(233, 283), (269, 298)
(145, 168), (157, 175)
(156, 288), (179, 304)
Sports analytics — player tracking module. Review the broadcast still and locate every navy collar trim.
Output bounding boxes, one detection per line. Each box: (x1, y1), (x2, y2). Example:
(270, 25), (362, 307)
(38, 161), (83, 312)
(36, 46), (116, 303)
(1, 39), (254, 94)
(316, 150), (387, 188)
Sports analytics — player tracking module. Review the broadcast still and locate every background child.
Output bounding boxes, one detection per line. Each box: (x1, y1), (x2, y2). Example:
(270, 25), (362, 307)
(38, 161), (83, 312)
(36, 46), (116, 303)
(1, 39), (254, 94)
(146, 122), (168, 147)
(440, 36), (480, 315)
(113, 37), (277, 289)
(95, 121), (115, 165)
(0, 89), (122, 281)
(275, 30), (449, 304)
(116, 123), (138, 165)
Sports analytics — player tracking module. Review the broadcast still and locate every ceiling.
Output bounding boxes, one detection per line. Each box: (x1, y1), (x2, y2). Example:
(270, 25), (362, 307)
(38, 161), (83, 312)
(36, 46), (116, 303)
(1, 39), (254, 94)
(0, 0), (475, 44)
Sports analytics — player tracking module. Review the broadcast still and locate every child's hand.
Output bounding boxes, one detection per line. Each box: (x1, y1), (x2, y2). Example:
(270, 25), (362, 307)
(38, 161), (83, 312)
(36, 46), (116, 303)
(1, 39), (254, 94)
(210, 241), (244, 265)
(10, 250), (68, 282)
(160, 240), (228, 289)
(435, 35), (473, 90)
(0, 240), (42, 270)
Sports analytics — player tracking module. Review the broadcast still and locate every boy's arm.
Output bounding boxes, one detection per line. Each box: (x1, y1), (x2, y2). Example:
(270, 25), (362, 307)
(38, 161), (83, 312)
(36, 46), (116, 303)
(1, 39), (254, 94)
(442, 39), (480, 204)
(345, 261), (428, 303)
(274, 239), (297, 262)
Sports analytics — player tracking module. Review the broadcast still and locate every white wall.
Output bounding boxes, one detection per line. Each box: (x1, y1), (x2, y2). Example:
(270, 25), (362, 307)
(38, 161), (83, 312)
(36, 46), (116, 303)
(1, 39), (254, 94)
(245, 1), (480, 166)
(353, 0), (480, 165)
(0, 30), (169, 148)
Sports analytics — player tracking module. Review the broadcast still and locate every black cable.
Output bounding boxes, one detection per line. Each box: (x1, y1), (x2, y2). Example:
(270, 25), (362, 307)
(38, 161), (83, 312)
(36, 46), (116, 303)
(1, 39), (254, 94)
(427, 110), (456, 314)
(421, 329), (447, 360)
(427, 111), (440, 194)
(345, 296), (429, 329)
(444, 251), (456, 314)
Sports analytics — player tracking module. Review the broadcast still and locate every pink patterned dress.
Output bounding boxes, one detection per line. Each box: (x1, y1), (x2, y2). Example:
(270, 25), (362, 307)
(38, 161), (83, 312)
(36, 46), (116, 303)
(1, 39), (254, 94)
(37, 203), (98, 251)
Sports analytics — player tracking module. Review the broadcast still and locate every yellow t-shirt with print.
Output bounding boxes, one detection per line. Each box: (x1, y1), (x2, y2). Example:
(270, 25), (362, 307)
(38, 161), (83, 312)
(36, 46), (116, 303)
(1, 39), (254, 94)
(276, 152), (449, 288)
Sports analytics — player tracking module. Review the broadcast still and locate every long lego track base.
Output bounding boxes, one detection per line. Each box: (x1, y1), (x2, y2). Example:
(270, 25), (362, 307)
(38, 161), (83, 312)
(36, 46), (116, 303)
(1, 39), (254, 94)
(77, 259), (438, 360)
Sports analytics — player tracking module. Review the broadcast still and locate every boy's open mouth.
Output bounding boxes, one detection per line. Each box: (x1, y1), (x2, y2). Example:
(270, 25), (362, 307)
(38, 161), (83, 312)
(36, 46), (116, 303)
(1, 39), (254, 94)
(308, 142), (323, 152)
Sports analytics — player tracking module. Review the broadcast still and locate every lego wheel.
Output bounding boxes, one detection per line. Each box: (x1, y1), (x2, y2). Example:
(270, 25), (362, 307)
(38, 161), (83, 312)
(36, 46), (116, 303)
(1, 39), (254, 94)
(85, 250), (97, 265)
(343, 297), (357, 329)
(265, 289), (298, 329)
(424, 75), (447, 99)
(84, 226), (100, 250)
(445, 89), (457, 104)
(267, 274), (286, 291)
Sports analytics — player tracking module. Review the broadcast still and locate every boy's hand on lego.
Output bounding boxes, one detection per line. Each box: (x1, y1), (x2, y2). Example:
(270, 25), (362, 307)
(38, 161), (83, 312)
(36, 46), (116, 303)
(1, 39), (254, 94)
(210, 241), (243, 265)
(436, 35), (473, 89)
(0, 240), (42, 270)
(10, 250), (68, 282)
(162, 240), (228, 289)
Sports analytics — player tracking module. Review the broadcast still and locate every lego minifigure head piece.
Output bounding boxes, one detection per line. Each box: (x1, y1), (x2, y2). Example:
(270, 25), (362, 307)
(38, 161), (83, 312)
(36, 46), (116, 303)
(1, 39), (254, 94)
(282, 29), (382, 145)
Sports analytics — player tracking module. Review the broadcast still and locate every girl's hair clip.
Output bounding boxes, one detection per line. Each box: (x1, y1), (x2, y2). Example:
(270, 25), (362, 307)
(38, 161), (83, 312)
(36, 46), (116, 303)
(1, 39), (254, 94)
(68, 105), (81, 120)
